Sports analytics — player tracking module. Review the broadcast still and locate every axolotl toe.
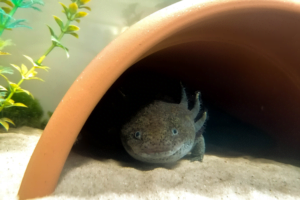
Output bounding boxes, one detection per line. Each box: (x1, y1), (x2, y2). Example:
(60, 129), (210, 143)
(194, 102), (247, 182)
(121, 85), (207, 164)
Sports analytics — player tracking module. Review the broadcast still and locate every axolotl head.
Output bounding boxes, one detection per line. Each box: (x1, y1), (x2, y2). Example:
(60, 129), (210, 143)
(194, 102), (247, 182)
(121, 85), (207, 163)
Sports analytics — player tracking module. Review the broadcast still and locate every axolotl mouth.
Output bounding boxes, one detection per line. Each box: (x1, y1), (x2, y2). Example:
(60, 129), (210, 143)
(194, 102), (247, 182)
(132, 144), (190, 163)
(143, 148), (172, 154)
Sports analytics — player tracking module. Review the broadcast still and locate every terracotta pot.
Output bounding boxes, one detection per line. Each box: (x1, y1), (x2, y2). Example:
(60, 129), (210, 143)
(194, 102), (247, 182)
(18, 0), (300, 199)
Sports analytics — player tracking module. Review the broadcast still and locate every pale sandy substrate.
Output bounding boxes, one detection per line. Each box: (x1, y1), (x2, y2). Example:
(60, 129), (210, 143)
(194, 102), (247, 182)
(1, 127), (300, 200)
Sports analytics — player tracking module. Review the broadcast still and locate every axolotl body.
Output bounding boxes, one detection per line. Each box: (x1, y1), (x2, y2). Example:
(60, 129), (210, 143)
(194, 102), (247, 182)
(121, 85), (207, 164)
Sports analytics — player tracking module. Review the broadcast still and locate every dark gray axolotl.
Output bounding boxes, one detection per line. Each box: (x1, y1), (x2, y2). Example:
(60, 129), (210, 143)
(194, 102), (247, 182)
(121, 85), (207, 164)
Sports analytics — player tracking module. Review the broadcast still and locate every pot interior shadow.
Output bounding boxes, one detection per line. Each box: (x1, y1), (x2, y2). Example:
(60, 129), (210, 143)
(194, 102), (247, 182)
(71, 64), (293, 168)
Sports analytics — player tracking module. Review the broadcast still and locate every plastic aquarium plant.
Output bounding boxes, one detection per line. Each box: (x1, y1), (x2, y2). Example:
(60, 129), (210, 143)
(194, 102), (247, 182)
(0, 0), (91, 131)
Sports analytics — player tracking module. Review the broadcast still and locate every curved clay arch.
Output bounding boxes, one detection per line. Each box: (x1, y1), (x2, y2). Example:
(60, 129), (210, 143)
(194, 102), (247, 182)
(18, 0), (300, 199)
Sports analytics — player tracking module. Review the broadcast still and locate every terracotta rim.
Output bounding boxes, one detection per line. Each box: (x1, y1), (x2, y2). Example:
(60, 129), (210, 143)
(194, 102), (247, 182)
(18, 0), (300, 199)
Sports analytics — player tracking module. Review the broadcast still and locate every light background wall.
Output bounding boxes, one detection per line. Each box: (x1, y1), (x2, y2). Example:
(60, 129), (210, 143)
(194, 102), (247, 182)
(1, 0), (180, 118)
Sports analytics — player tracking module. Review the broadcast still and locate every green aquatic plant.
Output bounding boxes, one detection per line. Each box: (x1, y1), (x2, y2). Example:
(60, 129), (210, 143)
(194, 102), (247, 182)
(0, 0), (44, 54)
(1, 89), (44, 128)
(0, 0), (91, 130)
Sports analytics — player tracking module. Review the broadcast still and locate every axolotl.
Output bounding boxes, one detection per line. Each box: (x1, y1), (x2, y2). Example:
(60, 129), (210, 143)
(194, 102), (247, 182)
(121, 85), (207, 164)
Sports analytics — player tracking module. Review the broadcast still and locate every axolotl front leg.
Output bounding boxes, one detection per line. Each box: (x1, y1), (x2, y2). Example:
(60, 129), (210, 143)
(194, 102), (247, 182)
(191, 111), (207, 162)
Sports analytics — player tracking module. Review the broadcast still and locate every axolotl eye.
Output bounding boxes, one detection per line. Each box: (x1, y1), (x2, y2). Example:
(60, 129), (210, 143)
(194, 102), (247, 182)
(134, 131), (142, 140)
(171, 128), (178, 135)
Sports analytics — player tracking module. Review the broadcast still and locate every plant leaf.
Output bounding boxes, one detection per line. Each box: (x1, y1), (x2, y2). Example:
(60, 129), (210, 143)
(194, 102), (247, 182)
(24, 55), (37, 66)
(1, 7), (11, 14)
(10, 64), (21, 73)
(3, 98), (15, 107)
(50, 35), (60, 44)
(0, 119), (9, 131)
(9, 82), (19, 90)
(75, 19), (80, 23)
(0, 91), (7, 97)
(51, 36), (69, 58)
(0, 51), (10, 55)
(27, 77), (44, 81)
(53, 15), (64, 30)
(68, 32), (78, 38)
(59, 2), (68, 13)
(56, 44), (69, 58)
(32, 0), (45, 6)
(79, 0), (90, 4)
(21, 64), (28, 76)
(29, 6), (42, 11)
(0, 8), (14, 21)
(25, 70), (37, 79)
(0, 66), (13, 74)
(0, 85), (7, 91)
(0, 0), (14, 7)
(13, 102), (27, 107)
(19, 2), (32, 8)
(6, 19), (32, 29)
(35, 65), (49, 71)
(0, 38), (14, 50)
(19, 0), (44, 10)
(0, 117), (15, 130)
(69, 2), (78, 15)
(59, 2), (68, 10)
(7, 23), (32, 29)
(75, 11), (87, 18)
(15, 87), (33, 98)
(79, 6), (91, 11)
(3, 117), (15, 125)
(47, 25), (57, 38)
(65, 25), (79, 33)
(0, 7), (6, 14)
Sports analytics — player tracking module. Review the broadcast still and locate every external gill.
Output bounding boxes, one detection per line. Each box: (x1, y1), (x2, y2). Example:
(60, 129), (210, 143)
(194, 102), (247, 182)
(180, 83), (202, 120)
(180, 83), (188, 108)
(179, 83), (206, 132)
(191, 92), (201, 119)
